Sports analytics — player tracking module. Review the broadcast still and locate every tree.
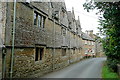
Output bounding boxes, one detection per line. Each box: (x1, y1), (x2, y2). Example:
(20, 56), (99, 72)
(83, 0), (120, 72)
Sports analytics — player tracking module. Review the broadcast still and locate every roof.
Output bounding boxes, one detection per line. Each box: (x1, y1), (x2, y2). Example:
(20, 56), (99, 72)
(81, 32), (95, 41)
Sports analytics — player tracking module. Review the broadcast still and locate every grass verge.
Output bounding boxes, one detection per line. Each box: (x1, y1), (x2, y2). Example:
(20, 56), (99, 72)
(102, 61), (119, 78)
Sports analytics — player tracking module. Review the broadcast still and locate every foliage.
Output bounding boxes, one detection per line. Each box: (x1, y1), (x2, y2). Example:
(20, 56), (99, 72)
(83, 0), (120, 72)
(102, 62), (119, 78)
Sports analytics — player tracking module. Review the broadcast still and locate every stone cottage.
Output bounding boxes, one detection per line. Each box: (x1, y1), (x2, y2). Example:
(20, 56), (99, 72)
(1, 1), (84, 78)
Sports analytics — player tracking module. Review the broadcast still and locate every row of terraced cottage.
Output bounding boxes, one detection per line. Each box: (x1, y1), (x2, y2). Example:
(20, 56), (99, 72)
(0, 2), (103, 78)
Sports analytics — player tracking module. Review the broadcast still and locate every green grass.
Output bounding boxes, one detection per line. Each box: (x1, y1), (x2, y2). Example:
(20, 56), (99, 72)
(102, 62), (119, 78)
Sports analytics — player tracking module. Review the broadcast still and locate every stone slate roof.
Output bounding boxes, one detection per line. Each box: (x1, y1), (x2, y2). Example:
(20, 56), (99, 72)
(81, 32), (95, 41)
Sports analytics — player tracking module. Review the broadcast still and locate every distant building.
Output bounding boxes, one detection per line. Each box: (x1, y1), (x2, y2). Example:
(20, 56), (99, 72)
(85, 30), (103, 57)
(81, 31), (95, 57)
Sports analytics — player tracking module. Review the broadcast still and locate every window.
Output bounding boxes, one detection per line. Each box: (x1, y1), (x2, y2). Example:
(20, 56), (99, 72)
(91, 42), (93, 45)
(38, 15), (41, 27)
(92, 49), (94, 53)
(79, 49), (81, 53)
(41, 16), (45, 28)
(61, 28), (66, 36)
(74, 34), (75, 39)
(85, 49), (88, 53)
(34, 12), (38, 25)
(73, 48), (75, 54)
(35, 47), (44, 61)
(62, 11), (65, 18)
(85, 40), (87, 45)
(34, 11), (46, 28)
(62, 48), (66, 56)
(61, 7), (66, 18)
(89, 41), (91, 45)
(53, 11), (59, 20)
(62, 10), (65, 18)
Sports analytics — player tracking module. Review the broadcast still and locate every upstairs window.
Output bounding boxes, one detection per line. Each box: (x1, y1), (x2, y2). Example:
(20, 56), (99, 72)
(41, 16), (45, 28)
(34, 11), (46, 28)
(85, 40), (87, 45)
(89, 41), (91, 45)
(38, 15), (41, 27)
(34, 12), (38, 25)
(61, 28), (66, 36)
(61, 7), (66, 18)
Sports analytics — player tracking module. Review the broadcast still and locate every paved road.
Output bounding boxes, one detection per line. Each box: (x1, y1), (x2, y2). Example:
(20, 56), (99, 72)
(41, 57), (106, 78)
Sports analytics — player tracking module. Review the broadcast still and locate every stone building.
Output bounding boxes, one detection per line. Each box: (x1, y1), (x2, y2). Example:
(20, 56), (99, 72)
(1, 2), (84, 78)
(0, 1), (102, 78)
(81, 31), (95, 57)
(94, 35), (103, 57)
(86, 30), (103, 57)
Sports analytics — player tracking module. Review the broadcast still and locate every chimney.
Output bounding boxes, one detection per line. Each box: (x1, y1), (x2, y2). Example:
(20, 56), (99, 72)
(78, 16), (80, 21)
(86, 30), (93, 35)
(90, 30), (93, 35)
(72, 7), (74, 14)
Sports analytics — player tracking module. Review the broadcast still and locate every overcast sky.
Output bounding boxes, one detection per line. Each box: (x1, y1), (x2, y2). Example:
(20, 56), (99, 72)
(65, 0), (100, 34)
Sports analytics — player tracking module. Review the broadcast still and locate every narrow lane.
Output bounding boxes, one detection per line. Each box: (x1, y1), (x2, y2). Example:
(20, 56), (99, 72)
(41, 57), (106, 78)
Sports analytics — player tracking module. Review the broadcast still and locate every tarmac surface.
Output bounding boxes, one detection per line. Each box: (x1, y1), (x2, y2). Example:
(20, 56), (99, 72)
(41, 57), (106, 78)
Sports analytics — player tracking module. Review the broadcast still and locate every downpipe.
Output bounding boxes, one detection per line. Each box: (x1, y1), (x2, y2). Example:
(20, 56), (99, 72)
(2, 46), (6, 79)
(10, 0), (16, 79)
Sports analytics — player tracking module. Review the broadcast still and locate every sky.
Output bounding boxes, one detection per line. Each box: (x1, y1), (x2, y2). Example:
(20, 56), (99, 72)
(65, 0), (100, 34)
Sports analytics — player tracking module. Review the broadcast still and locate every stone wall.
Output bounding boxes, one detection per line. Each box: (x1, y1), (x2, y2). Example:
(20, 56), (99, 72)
(0, 2), (6, 79)
(0, 2), (6, 47)
(5, 48), (53, 78)
(4, 47), (83, 78)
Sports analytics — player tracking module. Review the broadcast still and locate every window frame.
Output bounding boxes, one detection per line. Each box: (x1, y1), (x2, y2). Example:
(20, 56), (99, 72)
(35, 47), (44, 61)
(62, 48), (66, 56)
(34, 11), (46, 28)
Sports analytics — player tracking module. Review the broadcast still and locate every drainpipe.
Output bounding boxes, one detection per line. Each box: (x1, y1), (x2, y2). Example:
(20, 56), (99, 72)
(69, 30), (71, 64)
(10, 0), (16, 78)
(52, 12), (55, 71)
(2, 46), (6, 79)
(52, 18), (55, 71)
